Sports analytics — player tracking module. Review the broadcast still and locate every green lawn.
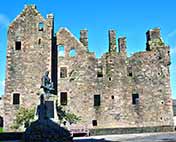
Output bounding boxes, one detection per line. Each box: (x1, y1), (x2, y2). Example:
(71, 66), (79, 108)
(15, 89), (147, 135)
(0, 127), (3, 132)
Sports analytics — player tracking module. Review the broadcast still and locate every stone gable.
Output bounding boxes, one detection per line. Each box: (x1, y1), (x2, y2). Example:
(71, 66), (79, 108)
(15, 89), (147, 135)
(2, 5), (174, 132)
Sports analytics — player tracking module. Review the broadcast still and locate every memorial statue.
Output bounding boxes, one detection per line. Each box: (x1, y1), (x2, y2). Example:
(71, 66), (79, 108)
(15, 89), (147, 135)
(41, 71), (54, 94)
(23, 71), (72, 142)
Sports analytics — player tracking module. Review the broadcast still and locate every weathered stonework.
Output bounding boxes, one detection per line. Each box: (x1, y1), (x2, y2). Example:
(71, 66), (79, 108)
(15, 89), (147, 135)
(56, 27), (173, 130)
(4, 5), (53, 131)
(3, 5), (174, 132)
(0, 96), (3, 117)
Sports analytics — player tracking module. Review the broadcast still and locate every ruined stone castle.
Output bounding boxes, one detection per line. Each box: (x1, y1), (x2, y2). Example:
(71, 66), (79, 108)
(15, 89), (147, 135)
(1, 5), (174, 133)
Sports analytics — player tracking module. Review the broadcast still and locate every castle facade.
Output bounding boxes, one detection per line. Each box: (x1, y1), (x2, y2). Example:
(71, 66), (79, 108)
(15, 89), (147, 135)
(1, 5), (174, 133)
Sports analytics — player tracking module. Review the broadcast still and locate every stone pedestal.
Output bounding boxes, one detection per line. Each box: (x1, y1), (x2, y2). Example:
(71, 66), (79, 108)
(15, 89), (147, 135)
(23, 119), (72, 142)
(35, 90), (58, 123)
(45, 94), (58, 123)
(23, 94), (72, 142)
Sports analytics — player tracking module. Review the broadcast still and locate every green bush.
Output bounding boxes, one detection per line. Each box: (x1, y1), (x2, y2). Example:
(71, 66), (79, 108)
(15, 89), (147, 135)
(56, 105), (81, 125)
(0, 127), (3, 133)
(11, 107), (35, 130)
(11, 105), (80, 130)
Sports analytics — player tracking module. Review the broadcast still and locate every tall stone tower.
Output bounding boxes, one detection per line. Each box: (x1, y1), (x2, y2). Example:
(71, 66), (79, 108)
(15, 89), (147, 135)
(4, 5), (54, 131)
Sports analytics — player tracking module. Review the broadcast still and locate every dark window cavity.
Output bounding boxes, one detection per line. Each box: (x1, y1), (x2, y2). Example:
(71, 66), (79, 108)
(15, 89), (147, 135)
(13, 93), (20, 105)
(60, 92), (67, 105)
(60, 67), (67, 78)
(0, 116), (3, 127)
(173, 100), (176, 116)
(129, 72), (132, 77)
(38, 39), (41, 45)
(94, 95), (100, 106)
(97, 66), (103, 78)
(92, 120), (97, 126)
(111, 95), (114, 99)
(15, 41), (21, 50)
(132, 93), (139, 105)
(128, 66), (132, 77)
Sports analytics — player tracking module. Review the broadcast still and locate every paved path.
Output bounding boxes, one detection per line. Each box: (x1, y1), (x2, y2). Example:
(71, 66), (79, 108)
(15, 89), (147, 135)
(74, 132), (176, 142)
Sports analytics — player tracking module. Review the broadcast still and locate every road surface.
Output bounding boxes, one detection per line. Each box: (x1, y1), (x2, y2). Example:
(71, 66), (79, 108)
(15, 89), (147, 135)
(74, 132), (176, 142)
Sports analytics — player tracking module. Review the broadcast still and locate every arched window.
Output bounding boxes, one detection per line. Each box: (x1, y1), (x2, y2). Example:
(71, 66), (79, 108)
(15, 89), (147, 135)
(69, 48), (76, 57)
(58, 45), (65, 57)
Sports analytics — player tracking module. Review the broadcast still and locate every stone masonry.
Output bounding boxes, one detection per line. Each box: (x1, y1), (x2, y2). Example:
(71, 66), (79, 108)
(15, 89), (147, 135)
(0, 96), (3, 117)
(3, 5), (174, 132)
(4, 5), (53, 131)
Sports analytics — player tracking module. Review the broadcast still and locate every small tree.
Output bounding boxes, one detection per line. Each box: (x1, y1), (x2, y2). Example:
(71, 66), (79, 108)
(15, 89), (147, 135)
(56, 105), (81, 125)
(65, 112), (81, 125)
(11, 107), (35, 130)
(12, 105), (80, 130)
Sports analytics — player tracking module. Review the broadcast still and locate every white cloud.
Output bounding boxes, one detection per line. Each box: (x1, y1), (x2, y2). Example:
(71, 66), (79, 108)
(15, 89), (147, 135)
(0, 14), (9, 30)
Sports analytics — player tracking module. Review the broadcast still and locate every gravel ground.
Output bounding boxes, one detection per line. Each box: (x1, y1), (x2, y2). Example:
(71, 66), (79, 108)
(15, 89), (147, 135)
(73, 132), (176, 142)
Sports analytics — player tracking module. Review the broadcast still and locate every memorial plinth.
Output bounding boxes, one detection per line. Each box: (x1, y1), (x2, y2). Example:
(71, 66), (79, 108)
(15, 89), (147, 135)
(23, 71), (72, 142)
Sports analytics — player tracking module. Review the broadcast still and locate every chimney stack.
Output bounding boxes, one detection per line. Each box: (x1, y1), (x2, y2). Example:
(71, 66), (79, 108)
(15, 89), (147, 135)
(80, 30), (88, 49)
(118, 37), (127, 54)
(109, 30), (117, 52)
(146, 28), (164, 51)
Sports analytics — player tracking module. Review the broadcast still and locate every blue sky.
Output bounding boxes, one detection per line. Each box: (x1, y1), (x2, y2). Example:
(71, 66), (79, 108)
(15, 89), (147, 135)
(0, 0), (175, 98)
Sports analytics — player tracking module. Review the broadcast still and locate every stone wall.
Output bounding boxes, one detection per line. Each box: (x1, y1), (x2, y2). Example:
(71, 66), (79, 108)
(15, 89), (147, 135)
(3, 4), (174, 132)
(172, 100), (176, 126)
(4, 5), (53, 131)
(0, 97), (3, 117)
(89, 126), (174, 135)
(56, 28), (173, 130)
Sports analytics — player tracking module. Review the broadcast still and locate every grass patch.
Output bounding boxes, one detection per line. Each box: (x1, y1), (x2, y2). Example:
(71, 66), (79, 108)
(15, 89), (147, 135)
(0, 127), (3, 132)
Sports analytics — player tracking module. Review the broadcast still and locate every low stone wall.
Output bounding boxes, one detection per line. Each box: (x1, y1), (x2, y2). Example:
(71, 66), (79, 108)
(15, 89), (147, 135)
(0, 132), (23, 141)
(0, 126), (174, 140)
(89, 126), (174, 136)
